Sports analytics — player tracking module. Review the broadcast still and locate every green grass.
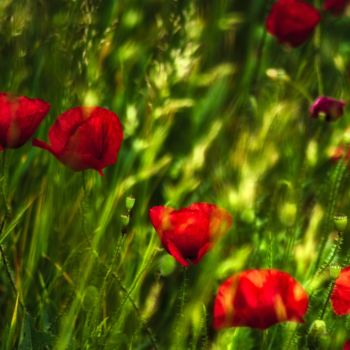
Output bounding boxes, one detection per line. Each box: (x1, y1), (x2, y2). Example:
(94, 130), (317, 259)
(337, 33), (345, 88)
(1, 0), (350, 349)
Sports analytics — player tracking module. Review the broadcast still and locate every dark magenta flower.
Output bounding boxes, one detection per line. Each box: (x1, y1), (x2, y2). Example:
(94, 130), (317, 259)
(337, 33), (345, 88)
(0, 92), (50, 150)
(310, 96), (346, 122)
(33, 106), (123, 175)
(149, 203), (232, 267)
(324, 0), (349, 15)
(331, 266), (350, 315)
(266, 0), (321, 47)
(344, 340), (350, 350)
(213, 269), (309, 330)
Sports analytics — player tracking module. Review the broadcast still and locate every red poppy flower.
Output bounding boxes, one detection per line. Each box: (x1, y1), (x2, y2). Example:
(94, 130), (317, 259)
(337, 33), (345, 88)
(310, 96), (346, 122)
(33, 106), (123, 175)
(331, 266), (350, 315)
(213, 269), (308, 330)
(149, 203), (232, 267)
(0, 92), (50, 150)
(266, 0), (321, 47)
(344, 340), (350, 350)
(324, 0), (349, 15)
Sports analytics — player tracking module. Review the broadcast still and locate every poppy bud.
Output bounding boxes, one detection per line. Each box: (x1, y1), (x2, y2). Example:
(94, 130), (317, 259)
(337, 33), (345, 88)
(307, 320), (330, 350)
(120, 214), (130, 227)
(159, 254), (176, 276)
(33, 106), (123, 175)
(0, 92), (50, 150)
(334, 215), (348, 232)
(343, 131), (350, 146)
(149, 202), (232, 267)
(330, 265), (342, 279)
(266, 0), (320, 48)
(126, 196), (136, 211)
(279, 202), (297, 227)
(310, 96), (346, 122)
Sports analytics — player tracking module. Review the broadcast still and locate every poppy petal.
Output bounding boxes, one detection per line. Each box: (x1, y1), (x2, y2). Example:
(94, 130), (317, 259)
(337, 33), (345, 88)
(167, 240), (190, 267)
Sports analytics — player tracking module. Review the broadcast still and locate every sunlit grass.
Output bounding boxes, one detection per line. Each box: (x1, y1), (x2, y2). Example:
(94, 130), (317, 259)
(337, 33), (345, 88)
(0, 1), (350, 349)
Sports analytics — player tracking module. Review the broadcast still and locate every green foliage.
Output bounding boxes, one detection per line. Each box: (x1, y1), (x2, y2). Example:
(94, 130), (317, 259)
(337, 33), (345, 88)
(0, 0), (350, 349)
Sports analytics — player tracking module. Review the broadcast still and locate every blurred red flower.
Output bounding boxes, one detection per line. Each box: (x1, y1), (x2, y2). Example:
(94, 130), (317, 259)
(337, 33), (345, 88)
(310, 96), (346, 122)
(213, 269), (308, 330)
(330, 145), (350, 163)
(324, 0), (349, 15)
(266, 0), (321, 47)
(33, 106), (123, 175)
(0, 92), (50, 150)
(149, 202), (232, 267)
(331, 266), (350, 315)
(344, 340), (350, 350)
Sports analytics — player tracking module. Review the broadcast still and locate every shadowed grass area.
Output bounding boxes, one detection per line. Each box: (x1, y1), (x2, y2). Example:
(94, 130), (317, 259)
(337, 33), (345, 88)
(0, 0), (350, 349)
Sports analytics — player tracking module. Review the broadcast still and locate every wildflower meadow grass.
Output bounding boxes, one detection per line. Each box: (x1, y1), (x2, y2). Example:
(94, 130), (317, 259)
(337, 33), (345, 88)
(0, 0), (350, 349)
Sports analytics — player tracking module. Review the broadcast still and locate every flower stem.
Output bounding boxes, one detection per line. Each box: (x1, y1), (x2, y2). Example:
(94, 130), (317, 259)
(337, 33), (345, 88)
(314, 0), (323, 95)
(319, 280), (335, 320)
(173, 266), (188, 349)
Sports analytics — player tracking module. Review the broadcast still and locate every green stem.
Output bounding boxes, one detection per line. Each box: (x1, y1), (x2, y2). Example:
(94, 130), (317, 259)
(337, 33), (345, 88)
(319, 280), (335, 320)
(80, 172), (92, 245)
(318, 232), (343, 274)
(314, 0), (323, 95)
(173, 267), (188, 349)
(94, 250), (159, 350)
(0, 153), (26, 313)
(250, 0), (274, 93)
(312, 160), (346, 274)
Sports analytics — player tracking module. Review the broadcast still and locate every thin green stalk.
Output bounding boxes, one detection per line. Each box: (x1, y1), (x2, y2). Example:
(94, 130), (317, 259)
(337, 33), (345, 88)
(319, 280), (335, 320)
(95, 250), (159, 350)
(250, 0), (274, 93)
(314, 0), (323, 95)
(173, 267), (188, 350)
(312, 160), (346, 274)
(0, 153), (26, 313)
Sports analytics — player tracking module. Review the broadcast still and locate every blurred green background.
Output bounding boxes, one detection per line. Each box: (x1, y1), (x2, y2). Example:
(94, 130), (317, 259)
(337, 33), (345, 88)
(0, 0), (350, 349)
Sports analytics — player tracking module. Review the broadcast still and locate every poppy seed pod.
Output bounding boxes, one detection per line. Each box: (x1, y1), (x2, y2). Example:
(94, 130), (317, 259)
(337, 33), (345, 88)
(149, 202), (232, 267)
(266, 0), (321, 47)
(213, 269), (309, 330)
(0, 92), (50, 150)
(334, 215), (348, 232)
(33, 106), (123, 175)
(307, 320), (330, 350)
